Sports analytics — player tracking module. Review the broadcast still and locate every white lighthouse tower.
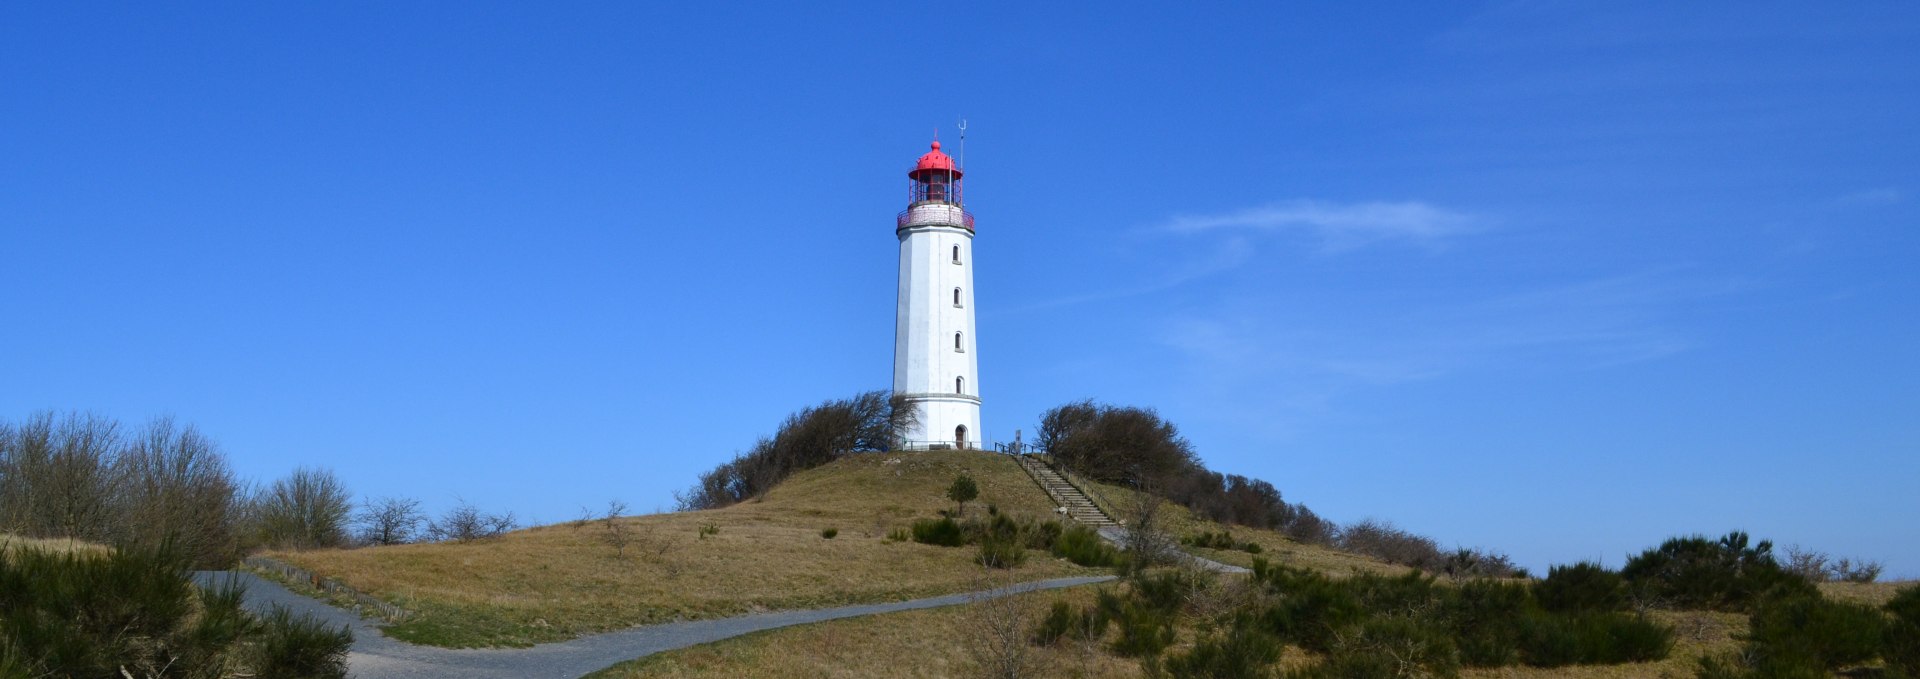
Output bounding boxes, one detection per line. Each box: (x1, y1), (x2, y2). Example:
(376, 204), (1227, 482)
(894, 139), (981, 449)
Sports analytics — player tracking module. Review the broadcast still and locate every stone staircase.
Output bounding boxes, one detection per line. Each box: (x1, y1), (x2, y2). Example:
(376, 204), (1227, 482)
(1016, 455), (1118, 528)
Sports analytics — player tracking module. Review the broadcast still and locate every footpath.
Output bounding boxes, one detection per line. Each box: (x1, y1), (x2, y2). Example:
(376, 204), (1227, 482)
(192, 571), (1114, 679)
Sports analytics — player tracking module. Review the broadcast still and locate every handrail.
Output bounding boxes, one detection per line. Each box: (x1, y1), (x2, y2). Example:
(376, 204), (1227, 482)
(897, 206), (975, 231)
(1026, 453), (1125, 526)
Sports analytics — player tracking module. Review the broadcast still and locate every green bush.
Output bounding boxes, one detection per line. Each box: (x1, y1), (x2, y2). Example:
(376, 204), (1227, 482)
(1032, 601), (1076, 646)
(1250, 562), (1365, 654)
(1889, 585), (1920, 676)
(1517, 612), (1673, 667)
(947, 474), (978, 514)
(1052, 525), (1119, 568)
(1889, 583), (1920, 624)
(976, 535), (1027, 569)
(1328, 617), (1459, 679)
(1024, 519), (1063, 550)
(1132, 569), (1210, 615)
(1107, 600), (1175, 658)
(885, 527), (910, 542)
(1743, 590), (1885, 674)
(1184, 530), (1238, 550)
(1242, 541), (1262, 554)
(0, 544), (351, 678)
(820, 527), (837, 539)
(1447, 578), (1534, 667)
(1156, 619), (1282, 679)
(1534, 562), (1626, 614)
(253, 604), (354, 678)
(910, 517), (965, 547)
(1348, 569), (1443, 617)
(1032, 601), (1109, 647)
(1620, 531), (1812, 611)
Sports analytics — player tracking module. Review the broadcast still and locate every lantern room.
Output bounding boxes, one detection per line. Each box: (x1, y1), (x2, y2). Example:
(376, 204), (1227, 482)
(907, 140), (964, 206)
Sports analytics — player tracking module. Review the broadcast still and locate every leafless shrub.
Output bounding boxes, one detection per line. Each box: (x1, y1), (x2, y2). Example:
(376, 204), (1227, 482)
(963, 576), (1045, 679)
(357, 496), (426, 546)
(1337, 518), (1447, 571)
(252, 466), (353, 550)
(426, 500), (517, 543)
(600, 500), (634, 558)
(1443, 547), (1526, 580)
(1122, 486), (1178, 573)
(116, 417), (241, 566)
(0, 411), (124, 542)
(1783, 544), (1884, 583)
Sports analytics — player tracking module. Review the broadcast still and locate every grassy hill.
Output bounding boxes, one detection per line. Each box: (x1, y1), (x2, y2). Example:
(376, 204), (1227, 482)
(263, 450), (1100, 647)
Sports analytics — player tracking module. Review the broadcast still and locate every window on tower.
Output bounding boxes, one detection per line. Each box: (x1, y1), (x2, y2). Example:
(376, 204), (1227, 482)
(952, 246), (961, 264)
(954, 288), (963, 307)
(956, 376), (965, 394)
(955, 332), (964, 352)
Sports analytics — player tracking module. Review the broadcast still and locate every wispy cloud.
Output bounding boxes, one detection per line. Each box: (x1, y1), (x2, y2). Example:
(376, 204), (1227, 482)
(1160, 272), (1745, 394)
(995, 237), (1253, 315)
(1838, 188), (1904, 206)
(1164, 200), (1478, 251)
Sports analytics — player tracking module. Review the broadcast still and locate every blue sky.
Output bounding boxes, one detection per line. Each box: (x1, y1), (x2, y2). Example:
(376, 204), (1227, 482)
(4, 2), (1916, 577)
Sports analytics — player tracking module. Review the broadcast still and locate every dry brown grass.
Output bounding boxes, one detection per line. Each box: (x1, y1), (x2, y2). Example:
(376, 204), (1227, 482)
(587, 585), (1140, 679)
(1821, 579), (1917, 608)
(0, 533), (111, 559)
(589, 577), (1749, 679)
(264, 451), (1098, 647)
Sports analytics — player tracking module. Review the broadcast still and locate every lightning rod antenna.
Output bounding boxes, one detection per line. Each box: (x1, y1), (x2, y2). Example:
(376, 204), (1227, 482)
(956, 118), (967, 170)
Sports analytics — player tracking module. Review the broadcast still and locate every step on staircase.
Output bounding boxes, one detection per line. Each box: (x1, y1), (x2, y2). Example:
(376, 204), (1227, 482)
(1016, 455), (1118, 528)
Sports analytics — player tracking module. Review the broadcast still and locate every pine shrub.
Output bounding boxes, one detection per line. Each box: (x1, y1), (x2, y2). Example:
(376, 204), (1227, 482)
(1052, 525), (1118, 568)
(1329, 617), (1460, 679)
(910, 517), (966, 547)
(1107, 600), (1175, 658)
(1447, 578), (1534, 667)
(820, 527), (837, 539)
(1620, 531), (1812, 611)
(1032, 601), (1076, 646)
(1517, 612), (1673, 667)
(1742, 590), (1885, 673)
(1024, 519), (1063, 550)
(1888, 585), (1920, 676)
(1249, 562), (1365, 654)
(1534, 562), (1626, 614)
(1156, 619), (1282, 679)
(976, 535), (1026, 569)
(253, 604), (355, 678)
(0, 544), (351, 678)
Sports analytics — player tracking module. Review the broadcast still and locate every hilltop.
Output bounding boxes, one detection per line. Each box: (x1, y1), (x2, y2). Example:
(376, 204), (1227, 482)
(267, 451), (1087, 647)
(260, 450), (1396, 649)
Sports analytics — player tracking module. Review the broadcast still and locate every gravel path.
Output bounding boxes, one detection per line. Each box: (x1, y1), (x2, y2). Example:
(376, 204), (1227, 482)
(1094, 527), (1250, 574)
(193, 571), (1116, 679)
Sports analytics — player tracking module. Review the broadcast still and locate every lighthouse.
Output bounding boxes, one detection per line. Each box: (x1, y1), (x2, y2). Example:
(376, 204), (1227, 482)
(893, 139), (981, 449)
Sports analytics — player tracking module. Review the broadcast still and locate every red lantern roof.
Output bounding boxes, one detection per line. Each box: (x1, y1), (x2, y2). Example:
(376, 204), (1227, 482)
(909, 140), (962, 178)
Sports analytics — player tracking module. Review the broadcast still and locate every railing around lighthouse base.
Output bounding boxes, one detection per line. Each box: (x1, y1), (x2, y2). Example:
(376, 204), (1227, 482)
(897, 204), (975, 231)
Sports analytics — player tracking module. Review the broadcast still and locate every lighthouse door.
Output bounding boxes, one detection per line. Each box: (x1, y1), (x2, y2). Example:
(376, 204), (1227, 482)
(955, 425), (968, 450)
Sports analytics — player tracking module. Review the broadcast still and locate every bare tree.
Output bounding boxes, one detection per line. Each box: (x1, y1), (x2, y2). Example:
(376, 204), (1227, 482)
(962, 576), (1044, 679)
(357, 496), (426, 546)
(254, 466), (353, 549)
(0, 412), (124, 542)
(116, 417), (241, 567)
(1121, 486), (1177, 574)
(426, 499), (516, 543)
(599, 499), (634, 558)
